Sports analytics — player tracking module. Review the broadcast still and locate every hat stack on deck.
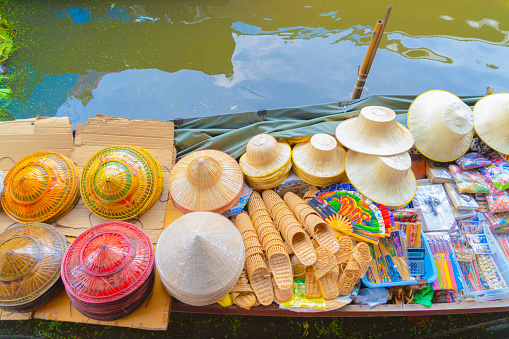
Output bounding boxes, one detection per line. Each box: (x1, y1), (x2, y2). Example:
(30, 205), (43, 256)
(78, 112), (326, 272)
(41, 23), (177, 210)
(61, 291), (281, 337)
(156, 212), (245, 306)
(292, 133), (347, 187)
(1, 152), (80, 223)
(80, 145), (164, 220)
(0, 223), (68, 313)
(169, 149), (244, 214)
(336, 106), (417, 207)
(239, 134), (292, 189)
(61, 221), (155, 320)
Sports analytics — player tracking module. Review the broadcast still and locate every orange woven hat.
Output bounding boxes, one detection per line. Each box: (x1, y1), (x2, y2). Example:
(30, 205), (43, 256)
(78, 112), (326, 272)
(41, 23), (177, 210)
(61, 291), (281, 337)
(169, 149), (244, 214)
(1, 152), (80, 223)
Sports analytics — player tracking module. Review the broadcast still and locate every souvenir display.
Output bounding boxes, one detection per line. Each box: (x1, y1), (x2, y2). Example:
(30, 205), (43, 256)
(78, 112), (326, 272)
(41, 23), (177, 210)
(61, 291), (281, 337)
(335, 106), (414, 156)
(291, 134), (346, 187)
(239, 134), (292, 189)
(0, 223), (68, 312)
(169, 149), (244, 214)
(408, 90), (474, 162)
(156, 212), (244, 306)
(80, 145), (163, 220)
(61, 221), (154, 320)
(473, 93), (509, 155)
(1, 152), (80, 223)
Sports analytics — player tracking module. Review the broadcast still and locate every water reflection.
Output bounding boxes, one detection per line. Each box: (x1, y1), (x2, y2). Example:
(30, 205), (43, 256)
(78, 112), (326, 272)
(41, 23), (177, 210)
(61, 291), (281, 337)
(1, 0), (508, 124)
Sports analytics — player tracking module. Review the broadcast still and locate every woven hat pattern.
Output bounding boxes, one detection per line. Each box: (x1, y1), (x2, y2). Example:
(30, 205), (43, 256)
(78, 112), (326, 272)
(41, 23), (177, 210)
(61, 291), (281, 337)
(473, 93), (509, 155)
(1, 152), (80, 224)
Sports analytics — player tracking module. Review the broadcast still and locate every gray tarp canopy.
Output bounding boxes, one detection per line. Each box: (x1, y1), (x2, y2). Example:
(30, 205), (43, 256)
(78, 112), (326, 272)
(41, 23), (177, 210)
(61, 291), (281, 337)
(174, 94), (483, 159)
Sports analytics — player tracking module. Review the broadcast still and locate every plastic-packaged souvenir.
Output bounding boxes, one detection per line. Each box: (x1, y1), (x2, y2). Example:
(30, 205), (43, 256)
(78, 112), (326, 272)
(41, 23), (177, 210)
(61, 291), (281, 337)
(486, 181), (509, 214)
(449, 165), (490, 194)
(444, 183), (479, 210)
(413, 184), (456, 231)
(424, 159), (455, 184)
(456, 153), (492, 170)
(486, 212), (509, 233)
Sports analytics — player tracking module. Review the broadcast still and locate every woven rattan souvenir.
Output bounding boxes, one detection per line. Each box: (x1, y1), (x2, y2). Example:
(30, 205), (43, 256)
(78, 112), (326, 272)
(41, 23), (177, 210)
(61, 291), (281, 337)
(335, 236), (354, 278)
(1, 152), (80, 224)
(408, 90), (475, 162)
(292, 134), (346, 187)
(338, 242), (372, 296)
(313, 243), (340, 300)
(231, 271), (257, 309)
(170, 149), (244, 214)
(61, 221), (154, 320)
(80, 146), (163, 220)
(272, 276), (293, 303)
(156, 212), (244, 306)
(262, 190), (316, 266)
(235, 213), (274, 306)
(303, 186), (319, 202)
(335, 106), (414, 156)
(345, 151), (417, 207)
(305, 266), (322, 299)
(247, 192), (292, 290)
(473, 93), (509, 155)
(0, 223), (68, 313)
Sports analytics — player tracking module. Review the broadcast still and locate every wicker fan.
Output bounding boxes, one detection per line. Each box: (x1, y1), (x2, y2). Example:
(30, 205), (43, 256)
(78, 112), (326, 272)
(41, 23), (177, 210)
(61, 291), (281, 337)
(0, 223), (68, 312)
(1, 152), (80, 223)
(80, 145), (163, 220)
(473, 93), (509, 155)
(408, 90), (474, 162)
(335, 106), (414, 156)
(169, 149), (244, 214)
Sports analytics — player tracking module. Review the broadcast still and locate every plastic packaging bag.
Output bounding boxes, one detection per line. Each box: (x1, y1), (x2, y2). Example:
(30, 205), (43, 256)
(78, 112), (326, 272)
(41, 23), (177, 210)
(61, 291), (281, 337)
(444, 183), (479, 210)
(486, 181), (509, 213)
(413, 184), (456, 231)
(279, 280), (353, 312)
(456, 153), (492, 170)
(354, 288), (390, 307)
(449, 165), (490, 194)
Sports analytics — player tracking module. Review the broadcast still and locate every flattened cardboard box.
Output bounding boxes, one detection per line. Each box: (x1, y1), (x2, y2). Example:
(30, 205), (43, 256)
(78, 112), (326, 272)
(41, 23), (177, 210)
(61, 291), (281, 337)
(55, 115), (175, 243)
(0, 117), (74, 232)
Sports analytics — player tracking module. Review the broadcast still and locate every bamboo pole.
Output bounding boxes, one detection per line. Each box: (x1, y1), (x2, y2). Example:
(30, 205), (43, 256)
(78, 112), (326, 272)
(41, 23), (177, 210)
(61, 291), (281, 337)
(351, 6), (393, 100)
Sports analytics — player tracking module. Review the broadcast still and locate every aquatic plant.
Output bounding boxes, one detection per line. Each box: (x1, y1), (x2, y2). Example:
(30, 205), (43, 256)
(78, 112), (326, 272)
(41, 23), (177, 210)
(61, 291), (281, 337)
(0, 16), (13, 63)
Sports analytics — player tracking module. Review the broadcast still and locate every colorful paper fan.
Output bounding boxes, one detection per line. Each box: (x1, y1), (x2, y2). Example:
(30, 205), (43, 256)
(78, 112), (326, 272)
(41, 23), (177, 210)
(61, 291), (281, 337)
(0, 223), (68, 312)
(307, 191), (381, 244)
(80, 146), (164, 220)
(61, 221), (154, 320)
(1, 152), (80, 224)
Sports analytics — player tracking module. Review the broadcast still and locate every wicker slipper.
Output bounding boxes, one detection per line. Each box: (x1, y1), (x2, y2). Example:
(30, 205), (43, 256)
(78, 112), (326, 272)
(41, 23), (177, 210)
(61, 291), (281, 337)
(313, 245), (340, 300)
(338, 242), (372, 296)
(231, 271), (257, 309)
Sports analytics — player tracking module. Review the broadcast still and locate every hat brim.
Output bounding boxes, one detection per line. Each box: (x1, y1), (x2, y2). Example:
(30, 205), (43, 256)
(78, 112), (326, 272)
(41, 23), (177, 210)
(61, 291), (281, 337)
(473, 93), (509, 155)
(240, 142), (291, 178)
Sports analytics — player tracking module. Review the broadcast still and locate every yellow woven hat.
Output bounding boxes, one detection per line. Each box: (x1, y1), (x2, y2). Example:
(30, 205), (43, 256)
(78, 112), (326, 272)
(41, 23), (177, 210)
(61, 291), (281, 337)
(335, 106), (414, 156)
(473, 93), (509, 155)
(239, 134), (291, 178)
(345, 150), (417, 207)
(408, 90), (474, 162)
(169, 149), (244, 214)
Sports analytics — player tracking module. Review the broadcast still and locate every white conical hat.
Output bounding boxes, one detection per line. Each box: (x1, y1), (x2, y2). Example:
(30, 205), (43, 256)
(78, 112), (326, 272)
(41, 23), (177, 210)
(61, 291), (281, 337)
(335, 106), (414, 156)
(156, 212), (245, 306)
(345, 150), (417, 207)
(239, 134), (291, 178)
(473, 93), (509, 155)
(408, 90), (474, 162)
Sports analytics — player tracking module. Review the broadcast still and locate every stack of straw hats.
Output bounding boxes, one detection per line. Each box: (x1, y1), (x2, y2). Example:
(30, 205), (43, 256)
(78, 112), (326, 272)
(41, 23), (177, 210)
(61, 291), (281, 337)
(292, 133), (347, 187)
(80, 145), (164, 220)
(239, 134), (292, 189)
(61, 221), (155, 320)
(1, 152), (80, 223)
(473, 93), (509, 155)
(0, 223), (68, 313)
(169, 149), (244, 214)
(336, 106), (417, 207)
(408, 90), (475, 162)
(156, 212), (245, 306)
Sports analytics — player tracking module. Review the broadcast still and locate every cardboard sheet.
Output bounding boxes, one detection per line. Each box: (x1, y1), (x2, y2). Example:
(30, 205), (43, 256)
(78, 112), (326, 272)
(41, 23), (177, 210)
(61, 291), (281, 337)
(54, 115), (175, 243)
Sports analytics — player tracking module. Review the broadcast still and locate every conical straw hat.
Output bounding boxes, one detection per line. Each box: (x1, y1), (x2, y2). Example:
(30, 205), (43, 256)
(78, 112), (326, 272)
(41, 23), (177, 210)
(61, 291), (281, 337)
(345, 150), (416, 207)
(169, 150), (244, 214)
(240, 134), (291, 178)
(335, 106), (414, 156)
(473, 93), (509, 155)
(155, 212), (245, 306)
(408, 90), (475, 162)
(292, 133), (346, 178)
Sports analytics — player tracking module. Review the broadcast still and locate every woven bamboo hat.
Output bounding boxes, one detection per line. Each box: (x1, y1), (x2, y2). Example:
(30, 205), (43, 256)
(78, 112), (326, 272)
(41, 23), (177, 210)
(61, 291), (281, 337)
(169, 149), (244, 214)
(292, 134), (346, 186)
(335, 106), (414, 156)
(156, 212), (245, 306)
(408, 90), (474, 162)
(473, 93), (509, 155)
(345, 150), (417, 207)
(239, 134), (291, 178)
